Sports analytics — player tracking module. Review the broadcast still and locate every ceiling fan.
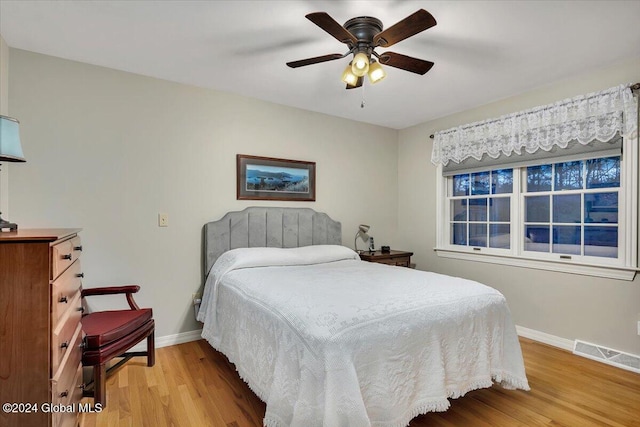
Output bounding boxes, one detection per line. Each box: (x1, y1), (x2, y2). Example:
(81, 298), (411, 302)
(286, 9), (437, 89)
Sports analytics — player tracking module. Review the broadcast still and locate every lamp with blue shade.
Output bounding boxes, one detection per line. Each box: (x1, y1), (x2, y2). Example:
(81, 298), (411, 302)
(0, 115), (25, 231)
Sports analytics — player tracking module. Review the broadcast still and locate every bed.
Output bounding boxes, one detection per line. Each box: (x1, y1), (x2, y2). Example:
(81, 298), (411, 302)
(198, 207), (529, 427)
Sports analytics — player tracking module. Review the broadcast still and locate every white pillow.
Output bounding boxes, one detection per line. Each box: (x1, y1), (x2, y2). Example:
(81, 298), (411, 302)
(216, 244), (358, 271)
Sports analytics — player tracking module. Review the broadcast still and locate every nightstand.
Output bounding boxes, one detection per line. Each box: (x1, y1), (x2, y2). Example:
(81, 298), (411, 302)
(359, 249), (414, 267)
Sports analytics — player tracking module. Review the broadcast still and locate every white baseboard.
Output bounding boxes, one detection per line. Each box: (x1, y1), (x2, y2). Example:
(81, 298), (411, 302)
(156, 329), (203, 348)
(515, 325), (574, 351)
(130, 329), (203, 352)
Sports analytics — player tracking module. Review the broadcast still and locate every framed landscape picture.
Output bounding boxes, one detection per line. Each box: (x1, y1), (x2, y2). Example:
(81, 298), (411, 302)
(236, 154), (316, 201)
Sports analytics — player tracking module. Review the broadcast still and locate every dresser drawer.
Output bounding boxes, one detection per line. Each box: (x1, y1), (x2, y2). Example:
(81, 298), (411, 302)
(53, 364), (83, 427)
(52, 260), (83, 326)
(52, 235), (82, 280)
(390, 256), (410, 267)
(52, 323), (83, 405)
(52, 291), (83, 374)
(373, 256), (410, 266)
(374, 258), (397, 265)
(359, 250), (413, 268)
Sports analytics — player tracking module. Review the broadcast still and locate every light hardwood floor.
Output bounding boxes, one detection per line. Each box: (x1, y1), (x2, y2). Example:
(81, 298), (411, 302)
(79, 337), (640, 427)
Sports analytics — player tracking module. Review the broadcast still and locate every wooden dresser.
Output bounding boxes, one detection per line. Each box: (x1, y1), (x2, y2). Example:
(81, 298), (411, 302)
(0, 229), (84, 427)
(358, 249), (414, 267)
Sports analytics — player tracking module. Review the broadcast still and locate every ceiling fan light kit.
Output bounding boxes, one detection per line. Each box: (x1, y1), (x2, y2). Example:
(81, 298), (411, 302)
(286, 9), (437, 90)
(367, 60), (386, 84)
(351, 52), (370, 77)
(341, 62), (359, 86)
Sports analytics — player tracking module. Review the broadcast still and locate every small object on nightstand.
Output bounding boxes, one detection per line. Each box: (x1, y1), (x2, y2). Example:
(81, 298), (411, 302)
(0, 212), (18, 232)
(380, 245), (390, 253)
(369, 236), (375, 252)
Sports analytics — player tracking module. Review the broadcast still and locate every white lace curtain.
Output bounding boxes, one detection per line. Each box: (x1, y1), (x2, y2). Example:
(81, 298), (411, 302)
(431, 83), (638, 166)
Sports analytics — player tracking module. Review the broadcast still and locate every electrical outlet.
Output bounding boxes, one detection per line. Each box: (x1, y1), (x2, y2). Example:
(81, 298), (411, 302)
(158, 213), (169, 227)
(637, 320), (640, 336)
(192, 293), (202, 304)
(192, 292), (202, 321)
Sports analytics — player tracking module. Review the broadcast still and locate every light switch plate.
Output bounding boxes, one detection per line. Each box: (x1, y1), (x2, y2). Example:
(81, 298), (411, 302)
(158, 213), (169, 227)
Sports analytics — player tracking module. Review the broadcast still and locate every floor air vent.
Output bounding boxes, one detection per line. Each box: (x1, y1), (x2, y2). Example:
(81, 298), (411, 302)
(573, 340), (640, 373)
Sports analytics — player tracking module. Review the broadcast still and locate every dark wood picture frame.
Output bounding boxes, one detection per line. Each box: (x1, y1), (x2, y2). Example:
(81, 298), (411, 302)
(237, 154), (316, 201)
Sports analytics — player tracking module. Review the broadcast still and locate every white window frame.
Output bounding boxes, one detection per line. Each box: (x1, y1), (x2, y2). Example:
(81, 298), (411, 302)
(435, 137), (638, 281)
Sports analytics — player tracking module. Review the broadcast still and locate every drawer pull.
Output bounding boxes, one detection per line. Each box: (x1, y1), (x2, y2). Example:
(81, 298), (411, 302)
(59, 390), (68, 398)
(74, 245), (83, 251)
(76, 273), (85, 278)
(79, 340), (86, 349)
(60, 341), (69, 349)
(61, 254), (72, 260)
(59, 296), (68, 303)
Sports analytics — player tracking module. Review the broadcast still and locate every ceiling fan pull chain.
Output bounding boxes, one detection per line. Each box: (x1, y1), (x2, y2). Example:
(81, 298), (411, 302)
(361, 80), (366, 108)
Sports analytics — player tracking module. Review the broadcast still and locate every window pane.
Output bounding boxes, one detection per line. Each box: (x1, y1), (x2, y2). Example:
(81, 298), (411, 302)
(471, 172), (490, 195)
(586, 156), (620, 189)
(525, 195), (550, 222)
(585, 226), (618, 258)
(469, 198), (487, 221)
(492, 169), (513, 194)
(553, 194), (581, 223)
(490, 224), (510, 249)
(554, 160), (583, 190)
(525, 226), (549, 252)
(453, 174), (469, 196)
(469, 223), (487, 247)
(585, 192), (618, 224)
(451, 223), (467, 246)
(527, 164), (552, 192)
(490, 197), (510, 222)
(553, 226), (581, 255)
(451, 200), (468, 221)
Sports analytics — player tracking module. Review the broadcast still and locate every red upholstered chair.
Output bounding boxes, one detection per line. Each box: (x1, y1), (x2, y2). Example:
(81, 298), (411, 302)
(81, 285), (155, 407)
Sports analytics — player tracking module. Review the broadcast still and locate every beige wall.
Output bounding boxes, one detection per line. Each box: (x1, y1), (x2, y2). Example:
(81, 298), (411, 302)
(398, 57), (640, 355)
(8, 49), (399, 337)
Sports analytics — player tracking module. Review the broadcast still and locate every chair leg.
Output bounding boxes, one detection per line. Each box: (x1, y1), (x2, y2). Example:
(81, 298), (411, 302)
(147, 330), (156, 367)
(94, 364), (107, 408)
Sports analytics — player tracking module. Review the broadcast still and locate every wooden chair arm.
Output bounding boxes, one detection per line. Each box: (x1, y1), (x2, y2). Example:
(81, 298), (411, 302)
(82, 285), (141, 310)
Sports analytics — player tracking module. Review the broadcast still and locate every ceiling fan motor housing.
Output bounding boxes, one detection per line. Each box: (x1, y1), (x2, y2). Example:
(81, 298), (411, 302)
(344, 16), (383, 56)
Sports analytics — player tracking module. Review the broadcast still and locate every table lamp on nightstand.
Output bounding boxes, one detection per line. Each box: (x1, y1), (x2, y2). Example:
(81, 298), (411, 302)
(0, 115), (26, 232)
(354, 224), (370, 253)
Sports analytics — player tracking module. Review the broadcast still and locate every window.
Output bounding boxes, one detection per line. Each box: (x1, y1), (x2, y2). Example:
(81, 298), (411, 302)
(437, 150), (637, 280)
(523, 157), (620, 259)
(432, 84), (638, 280)
(450, 169), (513, 249)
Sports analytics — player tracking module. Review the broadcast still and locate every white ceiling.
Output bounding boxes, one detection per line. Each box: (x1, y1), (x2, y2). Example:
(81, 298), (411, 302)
(1, 1), (639, 130)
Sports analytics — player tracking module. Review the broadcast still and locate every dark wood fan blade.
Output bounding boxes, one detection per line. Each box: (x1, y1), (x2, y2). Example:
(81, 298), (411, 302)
(374, 9), (437, 48)
(345, 77), (363, 90)
(306, 12), (358, 46)
(286, 53), (344, 68)
(378, 52), (434, 75)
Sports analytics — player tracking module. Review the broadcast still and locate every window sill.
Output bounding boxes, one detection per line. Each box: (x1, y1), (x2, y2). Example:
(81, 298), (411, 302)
(434, 248), (637, 281)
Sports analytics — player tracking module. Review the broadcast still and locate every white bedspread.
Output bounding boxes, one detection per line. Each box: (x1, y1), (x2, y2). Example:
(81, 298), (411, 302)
(198, 246), (529, 427)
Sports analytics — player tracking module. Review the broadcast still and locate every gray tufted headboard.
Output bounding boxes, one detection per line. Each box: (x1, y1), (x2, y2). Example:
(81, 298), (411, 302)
(203, 207), (342, 275)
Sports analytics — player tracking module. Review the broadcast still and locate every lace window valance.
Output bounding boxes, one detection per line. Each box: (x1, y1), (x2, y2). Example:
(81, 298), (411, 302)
(431, 83), (638, 166)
